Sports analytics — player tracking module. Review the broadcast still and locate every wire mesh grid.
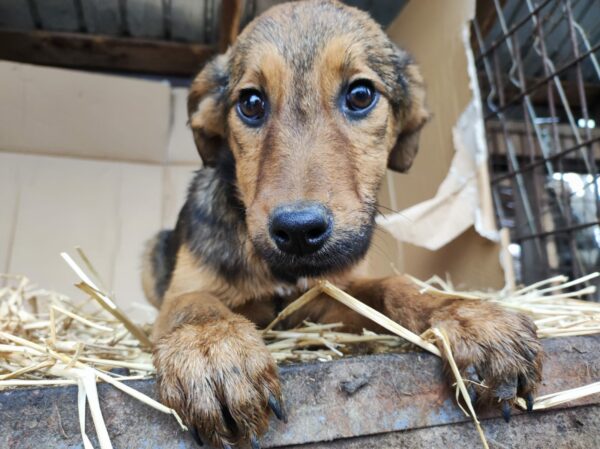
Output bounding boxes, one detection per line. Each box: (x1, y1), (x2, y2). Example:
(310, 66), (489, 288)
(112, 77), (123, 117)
(471, 0), (600, 297)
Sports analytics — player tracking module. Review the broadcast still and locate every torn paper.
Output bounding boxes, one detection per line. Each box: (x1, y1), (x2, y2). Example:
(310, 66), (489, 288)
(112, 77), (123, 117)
(376, 25), (499, 251)
(377, 101), (482, 251)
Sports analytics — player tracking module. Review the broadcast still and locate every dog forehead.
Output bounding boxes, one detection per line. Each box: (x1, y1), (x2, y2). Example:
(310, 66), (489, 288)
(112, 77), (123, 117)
(231, 1), (387, 79)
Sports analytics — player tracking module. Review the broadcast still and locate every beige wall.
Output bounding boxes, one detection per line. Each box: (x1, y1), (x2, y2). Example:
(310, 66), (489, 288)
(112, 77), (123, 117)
(0, 61), (198, 323)
(0, 61), (171, 163)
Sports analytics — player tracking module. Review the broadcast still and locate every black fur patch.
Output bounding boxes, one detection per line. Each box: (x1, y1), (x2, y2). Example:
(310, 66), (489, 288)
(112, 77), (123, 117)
(253, 217), (376, 283)
(176, 150), (252, 284)
(151, 229), (179, 299)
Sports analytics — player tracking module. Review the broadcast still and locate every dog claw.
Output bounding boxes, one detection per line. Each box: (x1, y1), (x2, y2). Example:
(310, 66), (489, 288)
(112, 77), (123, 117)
(501, 400), (511, 423)
(189, 427), (203, 446)
(525, 393), (534, 412)
(268, 394), (287, 422)
(251, 435), (261, 449)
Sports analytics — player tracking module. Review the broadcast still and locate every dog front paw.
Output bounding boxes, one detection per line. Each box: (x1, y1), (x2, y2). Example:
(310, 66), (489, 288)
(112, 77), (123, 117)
(430, 301), (543, 421)
(153, 315), (284, 448)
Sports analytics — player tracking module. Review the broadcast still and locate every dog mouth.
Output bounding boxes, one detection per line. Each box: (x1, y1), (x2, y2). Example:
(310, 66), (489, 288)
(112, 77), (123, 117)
(252, 223), (375, 283)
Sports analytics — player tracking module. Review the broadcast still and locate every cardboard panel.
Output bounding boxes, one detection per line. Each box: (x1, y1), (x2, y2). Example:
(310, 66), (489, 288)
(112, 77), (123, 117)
(384, 0), (504, 288)
(4, 153), (162, 322)
(0, 155), (20, 274)
(0, 61), (171, 164)
(166, 88), (200, 165)
(386, 0), (475, 209)
(112, 163), (163, 323)
(162, 166), (197, 229)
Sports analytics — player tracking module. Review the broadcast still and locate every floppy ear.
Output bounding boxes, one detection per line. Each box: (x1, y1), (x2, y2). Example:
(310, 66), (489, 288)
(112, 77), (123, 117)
(187, 53), (230, 167)
(387, 62), (430, 173)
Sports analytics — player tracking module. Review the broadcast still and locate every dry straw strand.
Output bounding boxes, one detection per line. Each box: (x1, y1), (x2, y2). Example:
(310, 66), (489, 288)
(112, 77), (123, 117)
(319, 281), (441, 356)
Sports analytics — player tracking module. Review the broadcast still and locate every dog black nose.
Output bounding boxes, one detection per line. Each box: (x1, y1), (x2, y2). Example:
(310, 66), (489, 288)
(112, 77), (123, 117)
(269, 202), (333, 256)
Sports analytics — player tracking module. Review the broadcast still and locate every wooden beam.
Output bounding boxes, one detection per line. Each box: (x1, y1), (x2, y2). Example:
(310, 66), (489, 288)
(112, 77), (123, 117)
(0, 28), (216, 76)
(218, 0), (243, 53)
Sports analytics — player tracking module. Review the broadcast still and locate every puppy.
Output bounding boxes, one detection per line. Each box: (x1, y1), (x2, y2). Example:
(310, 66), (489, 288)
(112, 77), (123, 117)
(142, 1), (542, 447)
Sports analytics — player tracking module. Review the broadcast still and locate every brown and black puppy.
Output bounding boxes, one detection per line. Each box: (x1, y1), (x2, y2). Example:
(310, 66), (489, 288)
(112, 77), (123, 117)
(142, 1), (542, 448)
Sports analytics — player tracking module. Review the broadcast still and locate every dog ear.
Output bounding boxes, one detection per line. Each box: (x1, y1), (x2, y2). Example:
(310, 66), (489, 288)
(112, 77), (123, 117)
(187, 53), (230, 167)
(387, 62), (429, 173)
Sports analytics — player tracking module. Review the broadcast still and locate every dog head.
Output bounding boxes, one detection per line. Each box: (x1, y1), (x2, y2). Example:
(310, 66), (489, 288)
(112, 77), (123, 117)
(188, 0), (428, 281)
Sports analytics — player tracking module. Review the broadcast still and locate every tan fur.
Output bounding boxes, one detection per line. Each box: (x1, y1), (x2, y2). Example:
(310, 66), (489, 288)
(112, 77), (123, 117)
(148, 2), (542, 447)
(162, 246), (275, 311)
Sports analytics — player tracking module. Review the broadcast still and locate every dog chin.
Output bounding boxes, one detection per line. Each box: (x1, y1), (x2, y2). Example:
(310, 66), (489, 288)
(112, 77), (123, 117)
(253, 225), (374, 283)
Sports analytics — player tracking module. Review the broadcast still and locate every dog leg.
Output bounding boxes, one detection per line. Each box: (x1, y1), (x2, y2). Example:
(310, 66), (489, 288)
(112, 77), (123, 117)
(316, 276), (542, 418)
(152, 292), (284, 448)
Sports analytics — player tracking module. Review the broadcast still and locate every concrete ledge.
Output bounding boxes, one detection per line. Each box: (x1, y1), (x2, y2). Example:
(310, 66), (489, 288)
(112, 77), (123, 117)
(1, 335), (599, 448)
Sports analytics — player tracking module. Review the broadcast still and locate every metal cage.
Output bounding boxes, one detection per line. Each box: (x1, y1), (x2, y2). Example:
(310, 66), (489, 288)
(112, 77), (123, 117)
(471, 0), (600, 297)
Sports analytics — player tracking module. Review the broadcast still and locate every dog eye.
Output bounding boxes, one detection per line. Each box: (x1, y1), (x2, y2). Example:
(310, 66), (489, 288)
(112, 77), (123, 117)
(345, 80), (376, 113)
(237, 89), (267, 125)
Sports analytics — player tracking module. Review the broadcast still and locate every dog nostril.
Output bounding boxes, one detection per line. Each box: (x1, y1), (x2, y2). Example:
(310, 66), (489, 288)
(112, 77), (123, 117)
(306, 225), (327, 241)
(273, 229), (290, 243)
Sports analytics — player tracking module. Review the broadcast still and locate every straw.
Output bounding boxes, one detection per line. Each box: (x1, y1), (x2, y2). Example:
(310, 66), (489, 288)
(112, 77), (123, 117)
(431, 327), (489, 449)
(319, 281), (441, 356)
(61, 252), (153, 349)
(515, 381), (600, 411)
(2, 253), (600, 449)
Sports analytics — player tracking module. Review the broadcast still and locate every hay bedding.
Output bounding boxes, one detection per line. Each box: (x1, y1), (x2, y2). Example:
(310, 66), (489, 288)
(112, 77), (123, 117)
(1, 249), (599, 449)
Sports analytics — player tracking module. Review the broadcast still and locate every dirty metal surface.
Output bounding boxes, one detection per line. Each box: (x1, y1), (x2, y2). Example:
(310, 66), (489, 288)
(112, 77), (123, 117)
(1, 335), (599, 449)
(287, 405), (600, 449)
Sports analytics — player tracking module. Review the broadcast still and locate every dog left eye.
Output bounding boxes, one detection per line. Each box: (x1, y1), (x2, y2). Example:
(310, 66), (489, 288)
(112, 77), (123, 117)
(344, 80), (377, 114)
(237, 89), (267, 126)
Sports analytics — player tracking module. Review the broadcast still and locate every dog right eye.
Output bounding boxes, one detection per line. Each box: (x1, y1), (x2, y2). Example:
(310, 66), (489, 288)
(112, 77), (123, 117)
(237, 89), (267, 126)
(341, 79), (379, 119)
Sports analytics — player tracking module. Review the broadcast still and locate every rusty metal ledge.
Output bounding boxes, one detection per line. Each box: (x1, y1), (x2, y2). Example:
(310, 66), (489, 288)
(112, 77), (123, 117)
(287, 405), (600, 449)
(1, 335), (600, 449)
